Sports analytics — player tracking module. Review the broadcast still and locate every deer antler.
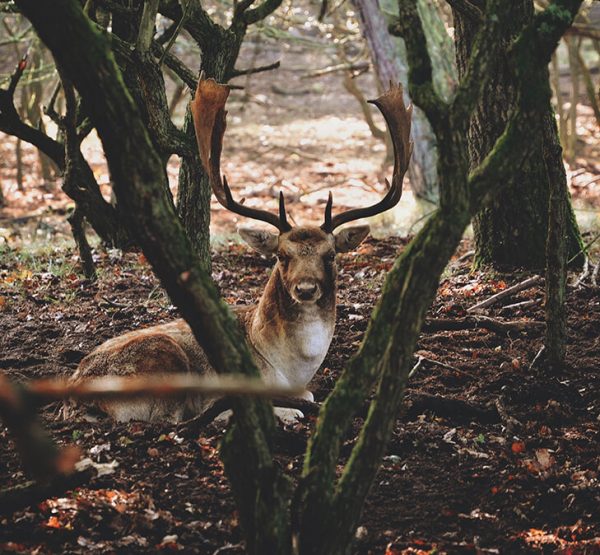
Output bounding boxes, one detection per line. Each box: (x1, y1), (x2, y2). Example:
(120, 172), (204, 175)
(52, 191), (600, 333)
(191, 75), (291, 232)
(321, 83), (413, 233)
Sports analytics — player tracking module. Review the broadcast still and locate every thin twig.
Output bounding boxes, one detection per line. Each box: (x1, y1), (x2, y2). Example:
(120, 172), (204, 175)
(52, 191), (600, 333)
(230, 60), (281, 79)
(408, 355), (425, 379)
(529, 345), (546, 370)
(499, 298), (541, 313)
(300, 61), (369, 79)
(573, 256), (592, 287)
(467, 276), (542, 312)
(423, 316), (544, 335)
(158, 0), (192, 67)
(25, 374), (305, 404)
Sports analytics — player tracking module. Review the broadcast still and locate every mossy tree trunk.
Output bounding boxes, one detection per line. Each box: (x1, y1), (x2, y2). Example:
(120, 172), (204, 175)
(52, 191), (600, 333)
(544, 116), (569, 369)
(175, 26), (242, 273)
(18, 1), (583, 554)
(452, 0), (582, 270)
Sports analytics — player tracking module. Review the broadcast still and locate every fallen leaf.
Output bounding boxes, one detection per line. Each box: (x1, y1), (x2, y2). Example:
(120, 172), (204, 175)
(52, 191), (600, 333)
(45, 516), (61, 529)
(511, 441), (526, 454)
(534, 448), (554, 471)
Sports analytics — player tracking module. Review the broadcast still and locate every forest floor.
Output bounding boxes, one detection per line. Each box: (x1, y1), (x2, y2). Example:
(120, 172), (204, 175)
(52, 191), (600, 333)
(0, 237), (599, 554)
(1, 13), (600, 554)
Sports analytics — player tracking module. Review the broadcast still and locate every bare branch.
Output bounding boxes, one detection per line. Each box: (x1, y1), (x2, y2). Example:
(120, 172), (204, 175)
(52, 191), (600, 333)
(0, 56), (65, 166)
(242, 0), (283, 25)
(389, 1), (448, 130)
(151, 40), (198, 90)
(229, 60), (281, 79)
(158, 0), (192, 66)
(467, 275), (542, 312)
(136, 0), (159, 52)
(300, 61), (369, 79)
(445, 0), (483, 21)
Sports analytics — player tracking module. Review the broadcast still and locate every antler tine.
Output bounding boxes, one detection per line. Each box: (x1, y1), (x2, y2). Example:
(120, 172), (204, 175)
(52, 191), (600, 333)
(321, 83), (413, 233)
(191, 76), (291, 232)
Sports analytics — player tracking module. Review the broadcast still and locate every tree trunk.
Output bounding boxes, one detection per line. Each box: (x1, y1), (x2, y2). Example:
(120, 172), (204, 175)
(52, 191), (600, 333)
(176, 107), (212, 272)
(175, 31), (242, 268)
(544, 116), (568, 370)
(453, 0), (582, 270)
(352, 0), (458, 203)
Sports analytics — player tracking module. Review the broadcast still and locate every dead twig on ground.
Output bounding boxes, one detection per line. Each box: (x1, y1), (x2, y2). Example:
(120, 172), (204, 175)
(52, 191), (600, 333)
(423, 316), (544, 335)
(100, 296), (131, 309)
(529, 345), (546, 370)
(573, 255), (599, 288)
(301, 61), (370, 80)
(408, 356), (425, 379)
(404, 393), (499, 424)
(467, 276), (542, 312)
(499, 298), (541, 314)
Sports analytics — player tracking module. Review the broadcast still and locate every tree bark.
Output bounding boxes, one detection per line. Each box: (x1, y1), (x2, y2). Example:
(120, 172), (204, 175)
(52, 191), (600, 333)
(176, 107), (212, 272)
(544, 116), (568, 369)
(453, 0), (582, 270)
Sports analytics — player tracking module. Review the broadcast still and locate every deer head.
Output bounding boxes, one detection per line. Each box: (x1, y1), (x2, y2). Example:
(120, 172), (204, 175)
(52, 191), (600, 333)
(191, 76), (412, 306)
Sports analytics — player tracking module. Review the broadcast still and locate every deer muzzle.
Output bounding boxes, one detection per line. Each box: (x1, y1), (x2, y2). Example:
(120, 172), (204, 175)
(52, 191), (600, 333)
(293, 281), (321, 302)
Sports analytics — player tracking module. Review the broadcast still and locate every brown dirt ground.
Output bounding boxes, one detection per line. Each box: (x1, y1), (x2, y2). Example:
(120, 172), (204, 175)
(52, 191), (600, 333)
(0, 237), (599, 554)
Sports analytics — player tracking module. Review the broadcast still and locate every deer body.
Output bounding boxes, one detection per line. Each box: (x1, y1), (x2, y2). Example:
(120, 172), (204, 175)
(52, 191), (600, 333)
(66, 77), (412, 424)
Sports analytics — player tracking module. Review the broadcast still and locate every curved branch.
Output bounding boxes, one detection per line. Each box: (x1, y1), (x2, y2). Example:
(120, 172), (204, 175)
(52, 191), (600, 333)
(388, 1), (448, 131)
(242, 0), (283, 25)
(446, 0), (483, 21)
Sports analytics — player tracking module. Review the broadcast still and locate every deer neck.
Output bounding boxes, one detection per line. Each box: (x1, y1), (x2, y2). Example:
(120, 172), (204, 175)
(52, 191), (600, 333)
(249, 267), (336, 387)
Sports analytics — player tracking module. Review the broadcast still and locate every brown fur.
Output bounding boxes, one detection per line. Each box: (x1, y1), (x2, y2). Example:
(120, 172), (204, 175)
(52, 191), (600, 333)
(66, 225), (368, 423)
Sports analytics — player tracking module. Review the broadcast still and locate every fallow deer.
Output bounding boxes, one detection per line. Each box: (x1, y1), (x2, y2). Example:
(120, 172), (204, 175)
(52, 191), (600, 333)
(66, 77), (412, 424)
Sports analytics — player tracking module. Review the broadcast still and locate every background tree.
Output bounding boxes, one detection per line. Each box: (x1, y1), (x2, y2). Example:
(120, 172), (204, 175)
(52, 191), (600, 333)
(14, 0), (582, 554)
(0, 0), (282, 266)
(450, 0), (583, 270)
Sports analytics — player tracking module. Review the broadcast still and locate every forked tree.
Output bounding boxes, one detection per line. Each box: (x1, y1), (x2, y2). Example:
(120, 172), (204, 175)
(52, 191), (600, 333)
(0, 0), (282, 265)
(13, 0), (583, 553)
(448, 0), (582, 269)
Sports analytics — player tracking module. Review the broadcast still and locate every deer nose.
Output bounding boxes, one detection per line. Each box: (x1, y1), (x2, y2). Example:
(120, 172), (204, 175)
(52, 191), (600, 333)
(295, 282), (319, 300)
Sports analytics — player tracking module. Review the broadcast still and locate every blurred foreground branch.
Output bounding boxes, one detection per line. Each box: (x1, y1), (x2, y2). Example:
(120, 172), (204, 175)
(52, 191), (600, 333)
(0, 370), (303, 515)
(27, 373), (305, 404)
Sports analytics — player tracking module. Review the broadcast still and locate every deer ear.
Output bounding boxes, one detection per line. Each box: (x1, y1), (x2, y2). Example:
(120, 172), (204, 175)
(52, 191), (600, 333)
(238, 226), (279, 255)
(334, 225), (370, 253)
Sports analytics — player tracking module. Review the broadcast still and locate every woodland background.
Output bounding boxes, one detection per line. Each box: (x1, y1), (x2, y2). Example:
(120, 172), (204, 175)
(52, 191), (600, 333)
(0, 0), (599, 553)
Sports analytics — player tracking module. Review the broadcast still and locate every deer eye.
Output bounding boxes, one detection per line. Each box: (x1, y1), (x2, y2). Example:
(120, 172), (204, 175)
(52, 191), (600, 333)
(325, 252), (335, 262)
(277, 254), (290, 264)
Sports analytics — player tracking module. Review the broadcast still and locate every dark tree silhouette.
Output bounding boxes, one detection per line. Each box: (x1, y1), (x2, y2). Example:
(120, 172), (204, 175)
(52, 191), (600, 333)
(450, 0), (583, 270)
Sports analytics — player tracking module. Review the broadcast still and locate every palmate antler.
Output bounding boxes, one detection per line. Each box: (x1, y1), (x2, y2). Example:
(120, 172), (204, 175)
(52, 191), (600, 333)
(191, 75), (291, 232)
(321, 85), (413, 233)
(191, 76), (412, 234)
